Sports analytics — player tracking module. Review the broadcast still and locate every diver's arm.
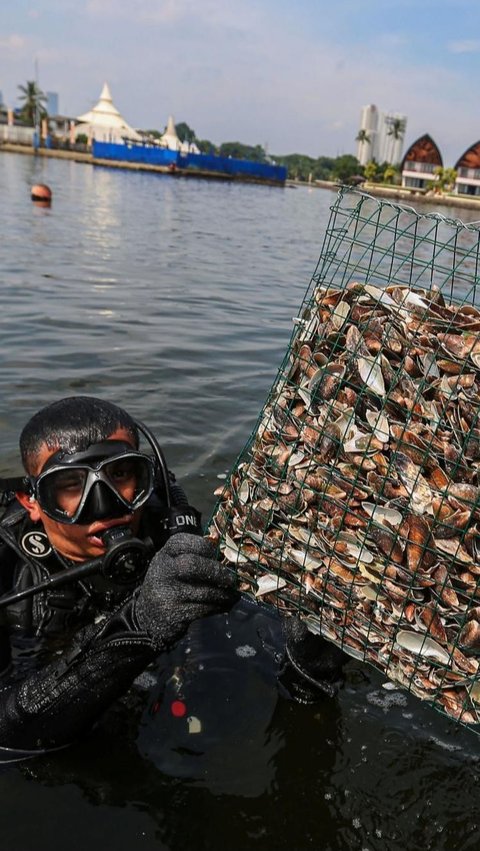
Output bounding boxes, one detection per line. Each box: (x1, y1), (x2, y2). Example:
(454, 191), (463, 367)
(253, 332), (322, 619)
(279, 616), (348, 703)
(0, 602), (156, 753)
(0, 531), (154, 753)
(0, 534), (238, 754)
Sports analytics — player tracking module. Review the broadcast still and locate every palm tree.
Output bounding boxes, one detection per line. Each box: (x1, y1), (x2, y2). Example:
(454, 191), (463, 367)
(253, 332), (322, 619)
(431, 166), (457, 194)
(356, 129), (371, 165)
(386, 117), (406, 164)
(387, 117), (406, 139)
(363, 160), (378, 182)
(17, 80), (47, 127)
(355, 128), (371, 145)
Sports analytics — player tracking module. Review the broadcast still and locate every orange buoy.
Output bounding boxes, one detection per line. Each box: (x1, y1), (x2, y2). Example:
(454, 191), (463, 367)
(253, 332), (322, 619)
(31, 183), (52, 203)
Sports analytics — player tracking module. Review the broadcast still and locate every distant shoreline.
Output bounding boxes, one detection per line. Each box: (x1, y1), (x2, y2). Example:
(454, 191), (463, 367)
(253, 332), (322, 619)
(0, 143), (284, 187)
(287, 177), (480, 214)
(4, 144), (480, 208)
(0, 142), (92, 164)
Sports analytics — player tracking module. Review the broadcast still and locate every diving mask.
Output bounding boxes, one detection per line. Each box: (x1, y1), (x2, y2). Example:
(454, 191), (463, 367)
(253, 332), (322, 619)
(30, 440), (155, 524)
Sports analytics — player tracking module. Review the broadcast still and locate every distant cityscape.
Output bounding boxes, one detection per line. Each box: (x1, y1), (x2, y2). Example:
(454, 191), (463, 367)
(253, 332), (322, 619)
(1, 81), (480, 197)
(0, 85), (409, 164)
(46, 91), (58, 116)
(356, 104), (407, 167)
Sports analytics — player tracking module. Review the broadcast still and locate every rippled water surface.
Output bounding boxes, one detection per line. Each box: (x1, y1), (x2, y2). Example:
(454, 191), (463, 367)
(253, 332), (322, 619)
(1, 152), (480, 850)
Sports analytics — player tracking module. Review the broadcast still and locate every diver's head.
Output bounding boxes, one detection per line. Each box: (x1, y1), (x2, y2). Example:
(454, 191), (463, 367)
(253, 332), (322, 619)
(16, 397), (152, 562)
(19, 396), (140, 469)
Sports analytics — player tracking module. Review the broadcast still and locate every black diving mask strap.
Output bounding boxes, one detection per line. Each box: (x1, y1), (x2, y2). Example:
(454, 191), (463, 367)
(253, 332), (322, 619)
(0, 476), (31, 507)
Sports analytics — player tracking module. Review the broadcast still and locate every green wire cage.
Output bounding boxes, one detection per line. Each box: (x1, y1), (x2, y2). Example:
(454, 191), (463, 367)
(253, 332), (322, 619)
(208, 186), (480, 731)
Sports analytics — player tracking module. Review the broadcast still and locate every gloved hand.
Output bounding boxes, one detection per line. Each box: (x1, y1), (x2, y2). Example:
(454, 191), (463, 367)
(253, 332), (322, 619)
(135, 533), (239, 651)
(281, 616), (348, 702)
(0, 535), (238, 754)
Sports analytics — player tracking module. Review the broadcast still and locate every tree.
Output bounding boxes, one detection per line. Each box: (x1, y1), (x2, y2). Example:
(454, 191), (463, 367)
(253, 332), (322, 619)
(175, 122), (197, 144)
(17, 80), (47, 127)
(386, 117), (406, 164)
(430, 166), (457, 194)
(196, 138), (216, 154)
(355, 128), (371, 144)
(363, 160), (378, 182)
(387, 117), (406, 140)
(382, 164), (399, 185)
(218, 141), (267, 162)
(273, 153), (317, 181)
(332, 154), (362, 183)
(315, 156), (336, 179)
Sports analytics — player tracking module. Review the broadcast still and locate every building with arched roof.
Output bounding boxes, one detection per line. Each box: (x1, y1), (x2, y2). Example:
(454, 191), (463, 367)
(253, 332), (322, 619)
(401, 134), (443, 189)
(454, 142), (480, 196)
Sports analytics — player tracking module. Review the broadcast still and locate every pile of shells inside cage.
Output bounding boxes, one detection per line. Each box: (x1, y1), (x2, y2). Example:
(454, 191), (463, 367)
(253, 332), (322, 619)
(208, 281), (480, 726)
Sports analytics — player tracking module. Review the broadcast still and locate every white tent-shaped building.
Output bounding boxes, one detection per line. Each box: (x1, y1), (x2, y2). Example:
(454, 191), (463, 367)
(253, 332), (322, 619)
(159, 115), (200, 154)
(75, 82), (142, 144)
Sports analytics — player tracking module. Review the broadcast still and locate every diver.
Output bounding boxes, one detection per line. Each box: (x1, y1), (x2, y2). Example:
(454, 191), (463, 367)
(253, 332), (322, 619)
(0, 396), (346, 765)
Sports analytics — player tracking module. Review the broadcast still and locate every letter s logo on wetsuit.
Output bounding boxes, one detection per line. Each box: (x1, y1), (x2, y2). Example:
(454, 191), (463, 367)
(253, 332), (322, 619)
(21, 531), (53, 558)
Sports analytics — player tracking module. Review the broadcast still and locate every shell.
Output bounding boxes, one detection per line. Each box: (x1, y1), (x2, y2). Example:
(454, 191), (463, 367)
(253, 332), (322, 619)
(366, 409), (390, 442)
(357, 355), (386, 396)
(361, 502), (403, 527)
(405, 515), (435, 572)
(458, 619), (480, 650)
(211, 280), (480, 728)
(255, 573), (287, 597)
(395, 630), (450, 665)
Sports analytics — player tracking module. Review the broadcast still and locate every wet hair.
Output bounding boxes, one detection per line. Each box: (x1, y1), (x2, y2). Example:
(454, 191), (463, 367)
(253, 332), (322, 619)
(20, 396), (139, 474)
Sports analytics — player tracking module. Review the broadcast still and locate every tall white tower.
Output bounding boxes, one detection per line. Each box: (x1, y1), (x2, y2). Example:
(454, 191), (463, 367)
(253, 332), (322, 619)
(356, 105), (407, 165)
(356, 105), (378, 165)
(379, 112), (407, 165)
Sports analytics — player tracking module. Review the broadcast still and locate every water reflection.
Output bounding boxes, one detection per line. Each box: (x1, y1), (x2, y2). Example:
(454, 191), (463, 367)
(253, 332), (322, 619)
(15, 685), (342, 851)
(8, 666), (480, 851)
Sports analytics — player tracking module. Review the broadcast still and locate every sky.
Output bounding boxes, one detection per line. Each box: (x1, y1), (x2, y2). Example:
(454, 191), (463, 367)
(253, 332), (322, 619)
(1, 0), (480, 164)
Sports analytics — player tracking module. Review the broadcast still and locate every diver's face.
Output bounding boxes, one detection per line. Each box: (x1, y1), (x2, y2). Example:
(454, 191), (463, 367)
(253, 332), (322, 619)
(17, 428), (143, 562)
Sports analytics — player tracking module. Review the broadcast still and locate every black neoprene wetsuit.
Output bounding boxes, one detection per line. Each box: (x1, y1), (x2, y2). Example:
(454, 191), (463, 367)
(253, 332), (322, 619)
(0, 496), (346, 764)
(0, 496), (173, 760)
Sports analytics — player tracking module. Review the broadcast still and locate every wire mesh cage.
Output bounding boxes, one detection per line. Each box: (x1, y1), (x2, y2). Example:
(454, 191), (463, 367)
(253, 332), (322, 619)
(207, 186), (480, 730)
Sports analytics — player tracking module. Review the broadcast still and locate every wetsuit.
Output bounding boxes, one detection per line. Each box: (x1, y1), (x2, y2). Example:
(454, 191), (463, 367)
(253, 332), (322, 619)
(0, 494), (176, 761)
(0, 497), (345, 764)
(136, 597), (287, 794)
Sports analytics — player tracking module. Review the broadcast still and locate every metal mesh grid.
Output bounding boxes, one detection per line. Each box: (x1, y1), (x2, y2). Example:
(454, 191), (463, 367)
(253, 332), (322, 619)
(207, 187), (480, 730)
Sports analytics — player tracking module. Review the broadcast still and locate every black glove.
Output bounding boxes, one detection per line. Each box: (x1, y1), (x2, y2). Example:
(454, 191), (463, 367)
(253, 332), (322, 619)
(0, 536), (238, 755)
(280, 616), (348, 702)
(134, 533), (239, 651)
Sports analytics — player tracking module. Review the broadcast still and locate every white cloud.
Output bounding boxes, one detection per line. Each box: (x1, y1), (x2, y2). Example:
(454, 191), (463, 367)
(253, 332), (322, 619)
(448, 39), (480, 54)
(0, 34), (28, 52)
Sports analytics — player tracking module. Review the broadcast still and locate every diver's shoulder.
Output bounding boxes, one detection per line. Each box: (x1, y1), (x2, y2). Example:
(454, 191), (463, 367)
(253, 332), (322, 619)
(0, 500), (27, 528)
